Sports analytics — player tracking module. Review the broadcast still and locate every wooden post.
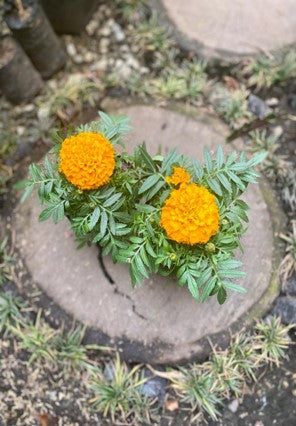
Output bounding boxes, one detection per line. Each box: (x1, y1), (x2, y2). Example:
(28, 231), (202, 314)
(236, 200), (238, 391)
(0, 37), (43, 104)
(40, 0), (100, 34)
(4, 0), (67, 79)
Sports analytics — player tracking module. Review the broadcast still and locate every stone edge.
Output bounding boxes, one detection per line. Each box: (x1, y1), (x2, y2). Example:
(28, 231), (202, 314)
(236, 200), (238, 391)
(147, 0), (296, 63)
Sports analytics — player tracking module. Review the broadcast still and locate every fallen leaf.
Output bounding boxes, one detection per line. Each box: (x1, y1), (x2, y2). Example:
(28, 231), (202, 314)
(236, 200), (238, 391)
(224, 76), (240, 90)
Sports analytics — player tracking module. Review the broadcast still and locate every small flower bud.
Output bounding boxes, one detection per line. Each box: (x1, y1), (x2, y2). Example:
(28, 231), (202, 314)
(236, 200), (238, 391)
(77, 189), (83, 195)
(89, 203), (95, 208)
(206, 242), (215, 253)
(222, 219), (228, 226)
(169, 253), (177, 261)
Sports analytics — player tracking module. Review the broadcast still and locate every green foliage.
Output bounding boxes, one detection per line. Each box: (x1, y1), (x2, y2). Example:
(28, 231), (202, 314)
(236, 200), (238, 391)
(0, 237), (14, 284)
(10, 310), (57, 364)
(280, 220), (296, 282)
(253, 316), (294, 367)
(53, 325), (108, 370)
(0, 291), (26, 335)
(210, 86), (250, 127)
(129, 60), (207, 100)
(244, 49), (296, 89)
(88, 354), (148, 423)
(23, 112), (264, 304)
(172, 366), (223, 420)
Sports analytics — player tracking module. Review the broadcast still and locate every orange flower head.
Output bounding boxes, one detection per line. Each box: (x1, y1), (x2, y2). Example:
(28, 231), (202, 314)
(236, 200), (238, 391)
(160, 183), (220, 245)
(165, 167), (191, 186)
(59, 132), (115, 190)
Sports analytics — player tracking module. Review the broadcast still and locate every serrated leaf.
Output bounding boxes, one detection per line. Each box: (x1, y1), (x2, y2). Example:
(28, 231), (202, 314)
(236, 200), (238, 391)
(203, 147), (213, 172)
(227, 171), (245, 190)
(44, 155), (54, 177)
(20, 184), (34, 203)
(103, 193), (122, 207)
(222, 281), (246, 293)
(38, 207), (52, 222)
(187, 274), (199, 300)
(161, 148), (179, 174)
(216, 145), (224, 168)
(145, 180), (165, 201)
(201, 276), (216, 302)
(217, 173), (232, 193)
(100, 210), (108, 236)
(139, 144), (156, 172)
(219, 269), (246, 278)
(247, 151), (267, 167)
(135, 255), (149, 279)
(207, 178), (223, 196)
(192, 159), (204, 180)
(138, 174), (160, 194)
(89, 207), (100, 230)
(217, 287), (227, 304)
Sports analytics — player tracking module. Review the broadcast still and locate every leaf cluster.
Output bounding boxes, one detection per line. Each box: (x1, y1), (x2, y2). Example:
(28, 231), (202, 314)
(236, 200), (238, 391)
(23, 112), (264, 304)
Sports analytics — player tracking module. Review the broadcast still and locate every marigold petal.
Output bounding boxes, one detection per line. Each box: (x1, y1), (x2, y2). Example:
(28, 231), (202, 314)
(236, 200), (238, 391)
(160, 183), (220, 245)
(59, 132), (115, 190)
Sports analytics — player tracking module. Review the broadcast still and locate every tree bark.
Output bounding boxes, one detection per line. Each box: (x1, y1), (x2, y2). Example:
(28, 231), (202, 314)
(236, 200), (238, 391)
(0, 36), (43, 104)
(4, 0), (67, 79)
(40, 0), (100, 34)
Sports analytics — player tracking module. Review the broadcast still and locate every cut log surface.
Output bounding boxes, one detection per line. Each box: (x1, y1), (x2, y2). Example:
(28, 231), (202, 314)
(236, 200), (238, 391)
(13, 106), (283, 363)
(153, 0), (296, 60)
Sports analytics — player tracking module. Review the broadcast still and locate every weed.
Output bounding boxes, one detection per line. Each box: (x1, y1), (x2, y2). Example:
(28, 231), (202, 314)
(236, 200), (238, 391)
(203, 350), (245, 398)
(0, 291), (26, 335)
(209, 85), (250, 127)
(0, 237), (14, 284)
(244, 49), (296, 89)
(280, 221), (296, 282)
(253, 316), (294, 367)
(39, 74), (100, 119)
(229, 333), (257, 381)
(53, 325), (109, 370)
(88, 353), (148, 423)
(10, 310), (57, 364)
(172, 365), (222, 420)
(145, 60), (207, 101)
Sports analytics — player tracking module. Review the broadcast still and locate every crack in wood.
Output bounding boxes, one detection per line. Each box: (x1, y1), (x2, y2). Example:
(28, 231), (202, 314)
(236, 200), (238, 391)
(97, 247), (148, 321)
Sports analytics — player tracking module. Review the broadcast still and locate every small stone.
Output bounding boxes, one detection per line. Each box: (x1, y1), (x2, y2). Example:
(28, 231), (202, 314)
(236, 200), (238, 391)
(228, 399), (239, 413)
(99, 38), (109, 54)
(272, 296), (296, 324)
(66, 43), (77, 57)
(112, 22), (125, 42)
(248, 94), (269, 119)
(22, 103), (35, 113)
(285, 275), (296, 296)
(266, 97), (279, 107)
(90, 58), (108, 72)
(73, 54), (83, 64)
(84, 51), (95, 63)
(17, 126), (25, 136)
(99, 26), (111, 37)
(140, 374), (167, 399)
(86, 19), (99, 36)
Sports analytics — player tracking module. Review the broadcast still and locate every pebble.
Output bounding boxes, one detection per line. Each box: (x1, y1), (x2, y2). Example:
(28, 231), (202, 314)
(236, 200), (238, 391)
(99, 38), (109, 54)
(112, 22), (126, 42)
(84, 51), (96, 63)
(248, 94), (269, 119)
(285, 275), (296, 297)
(139, 375), (167, 399)
(66, 43), (77, 57)
(90, 58), (108, 72)
(228, 398), (239, 413)
(86, 19), (99, 36)
(271, 296), (296, 324)
(99, 26), (112, 37)
(266, 97), (279, 107)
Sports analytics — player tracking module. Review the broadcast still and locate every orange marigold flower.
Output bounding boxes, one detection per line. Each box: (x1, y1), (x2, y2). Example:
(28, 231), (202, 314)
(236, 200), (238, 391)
(165, 167), (191, 186)
(160, 183), (220, 245)
(59, 132), (115, 190)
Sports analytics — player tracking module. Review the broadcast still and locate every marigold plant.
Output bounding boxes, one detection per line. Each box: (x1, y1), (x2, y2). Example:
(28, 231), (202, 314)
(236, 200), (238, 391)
(23, 112), (265, 304)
